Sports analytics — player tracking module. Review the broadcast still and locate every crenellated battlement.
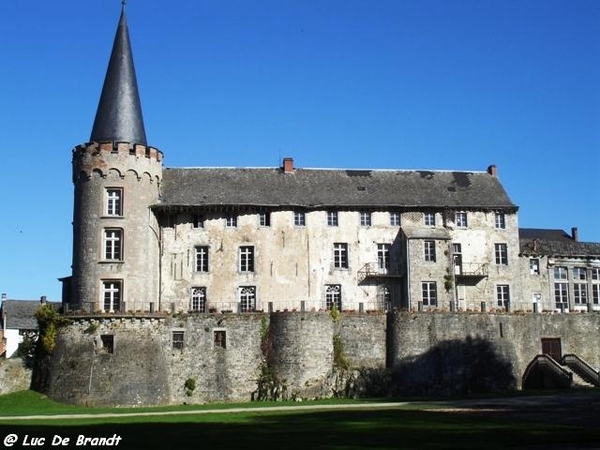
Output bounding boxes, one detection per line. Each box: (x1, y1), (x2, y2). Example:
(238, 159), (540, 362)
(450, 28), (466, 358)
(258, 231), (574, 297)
(72, 141), (163, 182)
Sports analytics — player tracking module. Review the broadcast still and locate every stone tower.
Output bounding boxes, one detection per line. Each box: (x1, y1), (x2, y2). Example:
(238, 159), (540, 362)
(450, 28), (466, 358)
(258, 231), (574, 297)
(70, 6), (162, 313)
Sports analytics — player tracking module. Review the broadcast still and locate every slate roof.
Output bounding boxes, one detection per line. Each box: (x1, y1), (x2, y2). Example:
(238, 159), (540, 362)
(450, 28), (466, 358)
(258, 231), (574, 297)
(519, 228), (600, 258)
(90, 6), (147, 145)
(1, 300), (59, 330)
(157, 167), (517, 210)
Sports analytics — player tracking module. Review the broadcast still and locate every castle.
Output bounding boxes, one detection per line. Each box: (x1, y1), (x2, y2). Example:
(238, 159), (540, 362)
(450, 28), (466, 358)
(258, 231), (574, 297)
(40, 6), (600, 406)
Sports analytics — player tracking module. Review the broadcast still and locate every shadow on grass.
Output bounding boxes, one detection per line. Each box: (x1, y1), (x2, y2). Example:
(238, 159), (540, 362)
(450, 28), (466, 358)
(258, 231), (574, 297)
(1, 408), (599, 450)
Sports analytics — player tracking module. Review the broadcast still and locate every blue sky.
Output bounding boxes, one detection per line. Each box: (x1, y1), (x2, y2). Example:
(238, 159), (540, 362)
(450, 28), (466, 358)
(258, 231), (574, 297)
(1, 0), (598, 301)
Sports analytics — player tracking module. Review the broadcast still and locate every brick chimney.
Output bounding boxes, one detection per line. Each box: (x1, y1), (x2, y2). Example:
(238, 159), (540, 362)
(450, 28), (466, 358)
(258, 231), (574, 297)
(487, 165), (498, 177)
(283, 157), (294, 174)
(571, 227), (579, 242)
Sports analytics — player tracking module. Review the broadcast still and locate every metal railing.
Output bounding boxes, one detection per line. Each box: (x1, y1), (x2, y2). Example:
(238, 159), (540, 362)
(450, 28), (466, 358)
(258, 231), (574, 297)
(561, 354), (600, 387)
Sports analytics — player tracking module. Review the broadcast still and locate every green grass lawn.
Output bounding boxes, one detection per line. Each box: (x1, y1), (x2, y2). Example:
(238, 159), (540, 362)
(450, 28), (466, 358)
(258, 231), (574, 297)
(0, 391), (598, 449)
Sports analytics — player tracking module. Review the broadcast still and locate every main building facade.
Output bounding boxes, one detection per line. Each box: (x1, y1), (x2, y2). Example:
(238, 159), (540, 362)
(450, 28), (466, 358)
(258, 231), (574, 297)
(63, 7), (599, 318)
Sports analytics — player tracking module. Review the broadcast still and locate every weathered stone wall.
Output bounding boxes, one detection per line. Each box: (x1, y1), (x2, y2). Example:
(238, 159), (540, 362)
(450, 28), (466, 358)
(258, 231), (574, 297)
(0, 358), (31, 394)
(38, 310), (600, 406)
(388, 311), (600, 396)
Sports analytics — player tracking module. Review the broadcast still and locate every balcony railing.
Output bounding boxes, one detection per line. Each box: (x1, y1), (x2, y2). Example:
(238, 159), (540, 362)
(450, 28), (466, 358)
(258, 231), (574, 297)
(357, 262), (404, 284)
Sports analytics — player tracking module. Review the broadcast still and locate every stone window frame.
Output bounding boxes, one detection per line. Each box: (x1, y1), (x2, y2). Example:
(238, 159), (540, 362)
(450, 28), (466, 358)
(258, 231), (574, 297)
(225, 214), (238, 228)
(333, 243), (349, 269)
(195, 246), (210, 273)
(554, 282), (569, 309)
(424, 240), (436, 262)
(573, 283), (588, 305)
(239, 246), (255, 273)
(294, 210), (306, 227)
(423, 211), (436, 227)
(171, 329), (185, 350)
(529, 258), (540, 275)
(421, 281), (437, 307)
(259, 212), (271, 227)
(494, 243), (508, 265)
(213, 328), (227, 349)
(496, 284), (510, 310)
(103, 228), (123, 261)
(100, 334), (115, 354)
(325, 284), (342, 311)
(494, 211), (506, 229)
(327, 210), (339, 227)
(105, 188), (123, 217)
(239, 286), (257, 312)
(455, 211), (468, 228)
(390, 211), (401, 227)
(360, 211), (372, 227)
(102, 279), (122, 313)
(190, 287), (207, 312)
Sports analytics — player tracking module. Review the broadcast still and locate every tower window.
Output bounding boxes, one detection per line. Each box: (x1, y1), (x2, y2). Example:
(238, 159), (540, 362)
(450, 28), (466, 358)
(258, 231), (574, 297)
(102, 280), (122, 313)
(103, 229), (123, 261)
(105, 188), (122, 216)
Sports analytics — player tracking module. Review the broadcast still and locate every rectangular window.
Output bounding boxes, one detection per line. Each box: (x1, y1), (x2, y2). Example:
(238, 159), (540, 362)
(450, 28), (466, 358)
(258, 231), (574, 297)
(102, 280), (121, 313)
(195, 246), (209, 272)
(421, 281), (437, 307)
(591, 268), (600, 281)
(239, 246), (255, 273)
(593, 285), (599, 305)
(259, 212), (271, 227)
(239, 286), (256, 312)
(294, 211), (306, 226)
(190, 287), (207, 312)
(494, 211), (506, 229)
(424, 240), (436, 262)
(327, 211), (339, 226)
(390, 211), (401, 226)
(172, 331), (184, 350)
(325, 284), (342, 311)
(377, 244), (391, 272)
(574, 284), (588, 304)
(573, 267), (587, 281)
(530, 258), (540, 275)
(424, 212), (436, 226)
(360, 211), (372, 227)
(494, 243), (508, 265)
(226, 215), (237, 228)
(100, 335), (114, 354)
(214, 330), (227, 349)
(554, 267), (568, 280)
(104, 229), (123, 260)
(455, 211), (468, 228)
(106, 188), (122, 216)
(497, 285), (510, 310)
(333, 243), (349, 269)
(192, 214), (204, 228)
(554, 282), (569, 309)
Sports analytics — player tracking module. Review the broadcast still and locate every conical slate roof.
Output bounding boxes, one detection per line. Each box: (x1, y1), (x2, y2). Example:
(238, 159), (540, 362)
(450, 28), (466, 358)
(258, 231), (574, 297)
(90, 6), (147, 145)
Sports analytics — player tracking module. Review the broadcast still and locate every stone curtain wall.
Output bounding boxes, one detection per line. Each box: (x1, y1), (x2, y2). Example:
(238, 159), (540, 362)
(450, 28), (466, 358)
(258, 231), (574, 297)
(387, 311), (600, 396)
(37, 311), (600, 406)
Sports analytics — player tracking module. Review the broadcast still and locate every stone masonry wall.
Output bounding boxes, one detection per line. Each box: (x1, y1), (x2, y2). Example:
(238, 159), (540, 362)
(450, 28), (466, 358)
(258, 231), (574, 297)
(39, 311), (600, 406)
